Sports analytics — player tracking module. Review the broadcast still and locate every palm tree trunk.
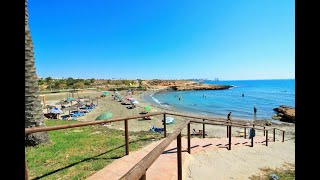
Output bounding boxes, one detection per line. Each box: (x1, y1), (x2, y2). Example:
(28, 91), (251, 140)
(25, 0), (50, 146)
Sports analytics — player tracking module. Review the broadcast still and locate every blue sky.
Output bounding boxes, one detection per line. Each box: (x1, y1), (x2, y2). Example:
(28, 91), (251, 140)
(29, 0), (294, 80)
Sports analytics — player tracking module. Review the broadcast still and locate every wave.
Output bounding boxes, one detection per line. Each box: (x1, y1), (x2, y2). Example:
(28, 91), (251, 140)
(151, 96), (163, 106)
(228, 85), (238, 89)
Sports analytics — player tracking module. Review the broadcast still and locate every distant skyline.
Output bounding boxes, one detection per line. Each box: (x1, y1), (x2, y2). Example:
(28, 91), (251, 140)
(29, 0), (294, 80)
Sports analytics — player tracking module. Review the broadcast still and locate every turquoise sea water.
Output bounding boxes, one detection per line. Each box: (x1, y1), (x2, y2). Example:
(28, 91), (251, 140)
(144, 79), (295, 120)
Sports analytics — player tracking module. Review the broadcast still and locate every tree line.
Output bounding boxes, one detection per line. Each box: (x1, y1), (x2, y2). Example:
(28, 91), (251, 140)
(38, 77), (143, 91)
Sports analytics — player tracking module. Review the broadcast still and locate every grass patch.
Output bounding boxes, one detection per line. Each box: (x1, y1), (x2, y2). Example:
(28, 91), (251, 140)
(26, 119), (162, 179)
(249, 163), (295, 180)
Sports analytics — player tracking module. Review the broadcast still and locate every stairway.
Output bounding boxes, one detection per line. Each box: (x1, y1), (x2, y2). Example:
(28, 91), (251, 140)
(87, 136), (271, 180)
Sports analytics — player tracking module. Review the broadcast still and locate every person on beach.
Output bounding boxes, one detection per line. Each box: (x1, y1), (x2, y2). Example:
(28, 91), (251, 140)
(249, 124), (255, 139)
(253, 106), (257, 120)
(227, 112), (232, 121)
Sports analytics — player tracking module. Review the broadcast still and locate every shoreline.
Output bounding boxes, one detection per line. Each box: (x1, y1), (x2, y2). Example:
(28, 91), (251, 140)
(41, 89), (295, 179)
(140, 89), (290, 123)
(42, 90), (295, 139)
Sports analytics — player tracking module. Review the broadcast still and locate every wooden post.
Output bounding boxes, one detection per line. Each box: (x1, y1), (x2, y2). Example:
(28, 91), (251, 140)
(177, 133), (182, 180)
(273, 128), (276, 142)
(163, 113), (167, 138)
(282, 131), (285, 142)
(228, 125), (232, 150)
(244, 127), (246, 139)
(202, 119), (205, 138)
(139, 173), (146, 180)
(43, 96), (46, 109)
(227, 121), (229, 138)
(251, 129), (254, 147)
(266, 130), (268, 146)
(188, 122), (191, 154)
(125, 119), (129, 155)
(25, 158), (28, 180)
(264, 127), (265, 136)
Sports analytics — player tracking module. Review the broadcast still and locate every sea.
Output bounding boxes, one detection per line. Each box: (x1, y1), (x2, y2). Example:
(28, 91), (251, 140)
(144, 79), (295, 121)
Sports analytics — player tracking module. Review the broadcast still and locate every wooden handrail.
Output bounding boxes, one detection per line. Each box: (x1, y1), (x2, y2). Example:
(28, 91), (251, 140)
(119, 120), (190, 180)
(190, 119), (266, 131)
(25, 112), (164, 134)
(165, 112), (265, 128)
(25, 111), (286, 180)
(120, 116), (272, 180)
(25, 111), (277, 135)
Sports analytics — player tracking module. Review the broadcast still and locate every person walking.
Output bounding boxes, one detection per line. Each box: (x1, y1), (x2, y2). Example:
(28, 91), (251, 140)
(227, 112), (232, 121)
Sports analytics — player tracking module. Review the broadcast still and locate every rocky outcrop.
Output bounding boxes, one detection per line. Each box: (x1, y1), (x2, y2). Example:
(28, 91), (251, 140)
(143, 80), (233, 91)
(273, 105), (295, 123)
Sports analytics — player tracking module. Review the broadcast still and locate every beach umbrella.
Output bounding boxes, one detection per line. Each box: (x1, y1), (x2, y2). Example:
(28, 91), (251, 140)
(50, 107), (63, 114)
(131, 100), (139, 104)
(95, 112), (113, 120)
(144, 106), (152, 111)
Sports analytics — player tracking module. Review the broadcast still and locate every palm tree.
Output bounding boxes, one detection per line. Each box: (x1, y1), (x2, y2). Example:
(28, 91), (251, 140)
(25, 0), (50, 146)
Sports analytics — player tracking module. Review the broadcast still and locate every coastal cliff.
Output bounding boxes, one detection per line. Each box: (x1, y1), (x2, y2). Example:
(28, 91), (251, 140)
(143, 80), (232, 91)
(273, 105), (295, 123)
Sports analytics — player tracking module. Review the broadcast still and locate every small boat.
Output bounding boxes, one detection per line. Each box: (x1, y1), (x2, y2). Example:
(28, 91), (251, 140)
(162, 117), (175, 124)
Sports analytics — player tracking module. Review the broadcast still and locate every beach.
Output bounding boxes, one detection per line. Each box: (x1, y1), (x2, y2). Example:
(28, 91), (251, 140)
(42, 89), (295, 179)
(42, 89), (295, 139)
(183, 141), (295, 179)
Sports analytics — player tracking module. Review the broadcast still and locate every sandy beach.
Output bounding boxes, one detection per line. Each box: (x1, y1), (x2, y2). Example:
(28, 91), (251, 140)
(42, 90), (295, 139)
(183, 141), (295, 179)
(42, 89), (295, 179)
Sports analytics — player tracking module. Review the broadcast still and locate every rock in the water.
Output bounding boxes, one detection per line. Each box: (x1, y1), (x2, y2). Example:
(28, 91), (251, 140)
(266, 122), (272, 126)
(273, 105), (295, 123)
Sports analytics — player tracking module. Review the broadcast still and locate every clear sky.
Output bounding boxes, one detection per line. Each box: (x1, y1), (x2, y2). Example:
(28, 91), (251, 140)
(29, 0), (294, 80)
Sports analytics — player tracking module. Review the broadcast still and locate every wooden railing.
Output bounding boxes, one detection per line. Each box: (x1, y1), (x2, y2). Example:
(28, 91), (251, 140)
(25, 112), (285, 180)
(120, 112), (279, 180)
(25, 112), (165, 180)
(274, 128), (286, 142)
(119, 120), (190, 180)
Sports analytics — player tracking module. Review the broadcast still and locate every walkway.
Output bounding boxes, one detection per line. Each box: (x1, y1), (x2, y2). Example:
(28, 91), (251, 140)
(88, 136), (272, 180)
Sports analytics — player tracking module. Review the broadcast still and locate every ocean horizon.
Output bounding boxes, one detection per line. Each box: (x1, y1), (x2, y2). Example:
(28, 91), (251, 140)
(144, 79), (295, 121)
